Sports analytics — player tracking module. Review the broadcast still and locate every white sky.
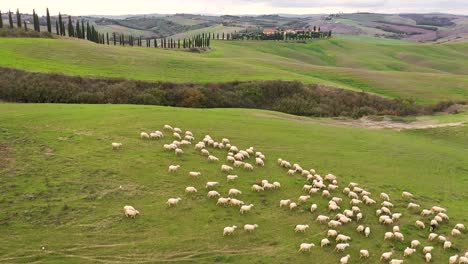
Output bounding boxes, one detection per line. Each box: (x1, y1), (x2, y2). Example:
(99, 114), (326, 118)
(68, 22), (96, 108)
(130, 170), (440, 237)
(2, 0), (468, 16)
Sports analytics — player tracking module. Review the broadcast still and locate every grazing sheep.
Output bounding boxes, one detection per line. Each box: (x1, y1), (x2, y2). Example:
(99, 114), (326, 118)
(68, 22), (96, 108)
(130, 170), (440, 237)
(223, 226), (237, 236)
(221, 165), (233, 172)
(228, 188), (242, 196)
(233, 160), (244, 167)
(243, 163), (254, 171)
(175, 148), (184, 155)
(431, 206), (446, 213)
(240, 204), (254, 214)
(438, 235), (447, 242)
(411, 240), (421, 248)
(449, 255), (458, 264)
(163, 125), (173, 131)
(350, 199), (362, 205)
(380, 252), (393, 261)
(328, 220), (342, 228)
(298, 195), (310, 203)
(222, 138), (230, 144)
(173, 128), (182, 134)
(299, 243), (315, 252)
(322, 190), (331, 197)
(455, 224), (465, 230)
(289, 202), (298, 210)
(201, 149), (210, 156)
(279, 199), (291, 208)
(168, 165), (181, 173)
(444, 241), (452, 250)
(423, 246), (434, 254)
(364, 227), (370, 237)
(287, 169), (295, 175)
(343, 187), (351, 194)
(255, 158), (264, 166)
(389, 260), (404, 264)
(229, 198), (244, 207)
(226, 175), (239, 182)
(421, 209), (433, 216)
(173, 132), (182, 140)
(321, 238), (330, 248)
(189, 171), (202, 178)
(166, 198), (182, 207)
(452, 229), (462, 236)
(123, 205), (139, 218)
(111, 142), (122, 150)
(335, 243), (350, 252)
(356, 225), (365, 233)
(380, 192), (390, 201)
(416, 220), (426, 229)
(460, 257), (468, 264)
(336, 234), (351, 242)
(294, 224), (309, 233)
(329, 203), (340, 211)
(360, 250), (369, 258)
(208, 155), (219, 162)
(340, 255), (351, 264)
(408, 202), (420, 209)
(348, 191), (359, 199)
(310, 204), (318, 213)
(140, 132), (150, 139)
(404, 247), (416, 257)
(425, 253), (432, 262)
(327, 229), (338, 237)
(384, 232), (394, 240)
(244, 224), (258, 232)
(185, 186), (197, 193)
(226, 156), (235, 162)
(428, 233), (438, 241)
(402, 191), (414, 199)
(438, 212), (449, 220)
(317, 215), (330, 223)
(273, 182), (281, 189)
(394, 232), (404, 241)
(205, 181), (219, 189)
(217, 197), (231, 206)
(207, 190), (220, 198)
(251, 184), (264, 192)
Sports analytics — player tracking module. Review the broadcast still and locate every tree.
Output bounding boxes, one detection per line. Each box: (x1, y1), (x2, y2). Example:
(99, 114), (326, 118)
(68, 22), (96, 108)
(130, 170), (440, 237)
(81, 20), (85, 39)
(46, 8), (51, 33)
(32, 9), (37, 31)
(76, 20), (81, 38)
(0, 11), (3, 28)
(178, 39), (180, 48)
(106, 32), (109, 45)
(8, 10), (14, 28)
(113, 32), (116, 45)
(86, 21), (90, 40)
(55, 20), (59, 35)
(58, 13), (64, 35)
(16, 9), (22, 28)
(24, 21), (27, 31)
(68, 16), (74, 37)
(154, 38), (158, 48)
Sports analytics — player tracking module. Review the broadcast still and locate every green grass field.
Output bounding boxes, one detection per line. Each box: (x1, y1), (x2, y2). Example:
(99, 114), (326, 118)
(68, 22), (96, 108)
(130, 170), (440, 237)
(0, 103), (467, 263)
(0, 36), (467, 104)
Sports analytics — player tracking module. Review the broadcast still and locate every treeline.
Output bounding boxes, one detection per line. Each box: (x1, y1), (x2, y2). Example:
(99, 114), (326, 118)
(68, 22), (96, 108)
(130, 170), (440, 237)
(0, 8), (211, 48)
(0, 67), (462, 118)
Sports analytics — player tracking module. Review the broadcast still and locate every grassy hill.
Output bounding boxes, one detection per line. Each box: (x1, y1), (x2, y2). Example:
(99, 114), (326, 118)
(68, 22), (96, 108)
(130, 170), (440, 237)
(0, 103), (467, 263)
(1, 36), (467, 104)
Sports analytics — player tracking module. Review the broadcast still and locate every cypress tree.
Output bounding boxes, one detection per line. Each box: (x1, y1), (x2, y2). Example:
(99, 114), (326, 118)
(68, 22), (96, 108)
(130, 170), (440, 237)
(68, 16), (74, 37)
(24, 21), (27, 31)
(0, 11), (3, 29)
(76, 20), (81, 38)
(81, 20), (85, 39)
(222, 32), (224, 40)
(55, 20), (59, 35)
(178, 39), (180, 48)
(106, 32), (109, 45)
(86, 21), (90, 40)
(113, 32), (116, 45)
(154, 38), (158, 48)
(217, 33), (219, 40)
(183, 39), (186, 49)
(58, 13), (63, 35)
(8, 10), (14, 28)
(32, 10), (37, 31)
(207, 37), (210, 47)
(16, 9), (22, 28)
(46, 8), (51, 33)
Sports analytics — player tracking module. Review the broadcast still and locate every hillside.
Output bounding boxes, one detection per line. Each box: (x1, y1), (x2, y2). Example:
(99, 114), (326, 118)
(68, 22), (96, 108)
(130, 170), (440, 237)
(0, 36), (467, 104)
(0, 103), (467, 263)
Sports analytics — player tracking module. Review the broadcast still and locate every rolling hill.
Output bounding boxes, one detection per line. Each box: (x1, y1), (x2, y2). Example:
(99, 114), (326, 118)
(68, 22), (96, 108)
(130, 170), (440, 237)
(0, 36), (467, 104)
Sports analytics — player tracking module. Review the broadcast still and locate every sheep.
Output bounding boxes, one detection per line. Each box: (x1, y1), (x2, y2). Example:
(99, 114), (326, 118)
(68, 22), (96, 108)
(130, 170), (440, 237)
(316, 215), (330, 223)
(222, 138), (230, 144)
(393, 226), (400, 233)
(321, 238), (330, 248)
(402, 191), (414, 199)
(329, 203), (340, 211)
(273, 182), (281, 189)
(380, 252), (393, 261)
(189, 171), (202, 178)
(411, 240), (420, 248)
(434, 215), (444, 223)
(289, 202), (298, 210)
(364, 197), (377, 205)
(226, 175), (238, 182)
(168, 165), (181, 173)
(438, 212), (449, 220)
(335, 243), (350, 252)
(299, 243), (315, 252)
(279, 199), (291, 208)
(408, 202), (420, 209)
(166, 197), (182, 207)
(364, 227), (370, 237)
(172, 132), (182, 140)
(298, 195), (310, 203)
(163, 124), (173, 131)
(322, 190), (331, 197)
(356, 212), (363, 222)
(389, 260), (404, 264)
(460, 257), (468, 264)
(233, 160), (244, 167)
(303, 184), (313, 192)
(380, 192), (390, 201)
(287, 169), (296, 175)
(360, 250), (369, 258)
(263, 183), (275, 190)
(123, 205), (139, 218)
(205, 181), (219, 189)
(226, 155), (235, 162)
(243, 163), (254, 171)
(350, 199), (362, 205)
(175, 148), (184, 155)
(221, 165), (233, 172)
(431, 206), (446, 213)
(111, 142), (122, 150)
(294, 224), (309, 233)
(217, 197), (231, 206)
(421, 209), (433, 216)
(332, 197), (343, 204)
(404, 247), (416, 257)
(356, 225), (365, 233)
(384, 232), (394, 240)
(173, 128), (182, 134)
(348, 191), (359, 199)
(423, 246), (434, 254)
(223, 226), (237, 236)
(428, 233), (438, 241)
(255, 158), (264, 167)
(452, 229), (462, 236)
(185, 186), (197, 193)
(444, 241), (452, 250)
(180, 140), (191, 146)
(394, 232), (404, 241)
(336, 234), (351, 242)
(140, 132), (150, 139)
(229, 146), (239, 153)
(229, 198), (244, 207)
(240, 204), (254, 214)
(251, 184), (264, 192)
(455, 223), (465, 230)
(328, 184), (339, 191)
(309, 188), (320, 194)
(228, 188), (242, 196)
(308, 204), (317, 213)
(425, 253), (432, 262)
(449, 255), (459, 264)
(342, 187), (351, 194)
(340, 255), (351, 264)
(328, 220), (342, 228)
(416, 220), (426, 229)
(208, 155), (219, 162)
(327, 229), (338, 237)
(207, 190), (220, 198)
(200, 149), (210, 157)
(382, 201), (394, 207)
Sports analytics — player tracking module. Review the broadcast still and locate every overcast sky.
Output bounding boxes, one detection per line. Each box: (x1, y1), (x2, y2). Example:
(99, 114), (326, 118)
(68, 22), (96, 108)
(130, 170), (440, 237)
(2, 0), (468, 16)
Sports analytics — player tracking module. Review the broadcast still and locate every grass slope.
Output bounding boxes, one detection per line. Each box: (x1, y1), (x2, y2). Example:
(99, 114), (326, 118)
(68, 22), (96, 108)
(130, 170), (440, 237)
(0, 103), (467, 263)
(0, 36), (467, 104)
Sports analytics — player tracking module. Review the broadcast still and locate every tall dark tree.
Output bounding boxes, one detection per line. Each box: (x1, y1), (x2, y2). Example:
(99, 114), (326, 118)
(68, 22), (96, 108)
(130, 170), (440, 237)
(32, 10), (37, 31)
(55, 20), (59, 35)
(68, 16), (74, 37)
(16, 9), (22, 28)
(58, 13), (63, 35)
(46, 8), (51, 33)
(24, 21), (28, 31)
(0, 11), (4, 29)
(8, 10), (14, 28)
(81, 20), (85, 39)
(86, 21), (90, 40)
(113, 32), (116, 45)
(154, 38), (158, 48)
(76, 20), (81, 38)
(106, 32), (109, 45)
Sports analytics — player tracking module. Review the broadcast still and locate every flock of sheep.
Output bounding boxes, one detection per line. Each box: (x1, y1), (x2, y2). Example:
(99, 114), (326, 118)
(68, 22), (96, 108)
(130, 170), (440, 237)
(114, 125), (467, 263)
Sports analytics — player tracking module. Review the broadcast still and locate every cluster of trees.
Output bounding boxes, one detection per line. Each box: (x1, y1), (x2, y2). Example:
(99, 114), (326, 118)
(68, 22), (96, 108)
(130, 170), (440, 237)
(231, 29), (332, 41)
(1, 67), (461, 118)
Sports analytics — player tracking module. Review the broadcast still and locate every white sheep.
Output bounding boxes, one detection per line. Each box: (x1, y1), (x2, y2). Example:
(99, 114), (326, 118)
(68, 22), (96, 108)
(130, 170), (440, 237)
(163, 124), (173, 131)
(207, 190), (220, 198)
(408, 202), (420, 209)
(255, 158), (264, 166)
(416, 220), (426, 229)
(384, 232), (394, 240)
(185, 186), (197, 193)
(380, 192), (390, 201)
(460, 257), (468, 264)
(328, 220), (342, 228)
(336, 234), (351, 242)
(431, 206), (446, 213)
(449, 255), (458, 264)
(316, 215), (330, 223)
(223, 225), (237, 236)
(222, 138), (230, 144)
(299, 243), (315, 252)
(279, 199), (291, 208)
(335, 243), (349, 252)
(393, 226), (400, 233)
(205, 181), (219, 189)
(452, 229), (462, 236)
(298, 195), (310, 203)
(356, 225), (365, 233)
(380, 252), (393, 261)
(428, 233), (438, 241)
(221, 165), (233, 172)
(356, 212), (363, 222)
(251, 184), (264, 192)
(322, 190), (330, 197)
(111, 142), (122, 150)
(166, 197), (181, 207)
(360, 250), (369, 258)
(389, 260), (404, 264)
(394, 232), (404, 241)
(188, 171), (202, 178)
(173, 132), (182, 140)
(444, 241), (452, 250)
(423, 246), (434, 254)
(455, 223), (465, 230)
(402, 191), (413, 199)
(411, 240), (420, 248)
(404, 247), (416, 257)
(364, 227), (370, 237)
(208, 155), (219, 162)
(168, 165), (180, 173)
(226, 175), (238, 182)
(244, 224), (258, 232)
(123, 205), (139, 218)
(243, 163), (254, 171)
(425, 253), (432, 262)
(340, 254), (350, 264)
(217, 197), (231, 206)
(175, 148), (184, 155)
(273, 182), (281, 189)
(289, 202), (298, 210)
(421, 209), (433, 216)
(321, 238), (330, 248)
(240, 204), (254, 214)
(228, 188), (242, 196)
(310, 204), (318, 213)
(327, 229), (338, 237)
(382, 201), (394, 207)
(140, 132), (150, 139)
(438, 235), (447, 242)
(233, 160), (244, 167)
(294, 224), (309, 233)
(287, 169), (295, 175)
(173, 128), (182, 134)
